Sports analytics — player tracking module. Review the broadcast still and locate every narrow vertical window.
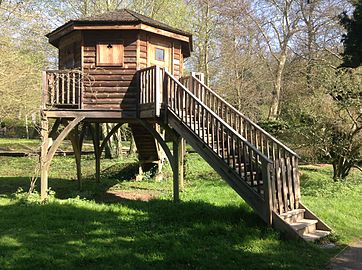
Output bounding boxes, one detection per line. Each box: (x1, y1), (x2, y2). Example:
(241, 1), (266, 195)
(155, 48), (165, 61)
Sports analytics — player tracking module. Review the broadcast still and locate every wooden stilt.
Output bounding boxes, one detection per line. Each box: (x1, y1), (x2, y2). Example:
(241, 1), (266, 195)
(70, 124), (82, 189)
(41, 116), (85, 200)
(136, 164), (144, 181)
(42, 117), (85, 200)
(40, 114), (49, 201)
(178, 137), (185, 191)
(173, 137), (180, 202)
(94, 123), (101, 183)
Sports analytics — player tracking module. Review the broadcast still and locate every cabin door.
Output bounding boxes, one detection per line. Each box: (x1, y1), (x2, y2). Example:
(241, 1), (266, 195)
(148, 37), (172, 72)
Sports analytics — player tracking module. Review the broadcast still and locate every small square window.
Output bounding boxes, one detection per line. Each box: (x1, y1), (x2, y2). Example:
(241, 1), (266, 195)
(96, 42), (124, 66)
(155, 48), (165, 61)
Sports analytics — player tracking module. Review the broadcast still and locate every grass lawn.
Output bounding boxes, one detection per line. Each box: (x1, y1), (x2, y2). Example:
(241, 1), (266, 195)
(0, 140), (361, 269)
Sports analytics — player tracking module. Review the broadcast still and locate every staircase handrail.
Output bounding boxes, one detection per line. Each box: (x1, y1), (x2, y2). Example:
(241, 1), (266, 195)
(164, 70), (273, 164)
(181, 75), (300, 159)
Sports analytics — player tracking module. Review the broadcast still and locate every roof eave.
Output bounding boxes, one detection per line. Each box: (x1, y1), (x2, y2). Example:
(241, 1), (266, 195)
(46, 21), (193, 55)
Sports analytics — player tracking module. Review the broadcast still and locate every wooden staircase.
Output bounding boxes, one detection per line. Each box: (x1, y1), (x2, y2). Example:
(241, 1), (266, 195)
(130, 123), (164, 171)
(138, 66), (332, 241)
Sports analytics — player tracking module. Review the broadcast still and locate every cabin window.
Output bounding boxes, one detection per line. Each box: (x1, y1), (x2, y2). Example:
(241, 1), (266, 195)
(96, 42), (124, 66)
(155, 48), (165, 61)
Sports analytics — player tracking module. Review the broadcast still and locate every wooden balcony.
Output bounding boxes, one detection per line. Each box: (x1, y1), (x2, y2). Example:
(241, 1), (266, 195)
(42, 69), (83, 109)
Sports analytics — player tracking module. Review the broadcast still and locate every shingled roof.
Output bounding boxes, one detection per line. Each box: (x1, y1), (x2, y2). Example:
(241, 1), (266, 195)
(47, 8), (192, 39)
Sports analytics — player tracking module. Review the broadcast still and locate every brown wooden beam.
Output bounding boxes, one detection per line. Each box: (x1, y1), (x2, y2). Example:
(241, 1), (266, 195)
(89, 123), (101, 183)
(44, 110), (136, 119)
(99, 123), (123, 154)
(172, 137), (180, 202)
(40, 114), (49, 201)
(41, 116), (85, 200)
(69, 124), (83, 190)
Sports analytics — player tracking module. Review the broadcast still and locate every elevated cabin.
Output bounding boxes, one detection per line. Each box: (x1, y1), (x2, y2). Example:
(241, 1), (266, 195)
(40, 9), (195, 206)
(42, 9), (193, 183)
(41, 9), (331, 243)
(45, 8), (192, 115)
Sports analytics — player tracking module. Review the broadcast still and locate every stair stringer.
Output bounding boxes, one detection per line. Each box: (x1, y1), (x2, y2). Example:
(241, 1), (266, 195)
(272, 203), (332, 240)
(299, 202), (332, 231)
(166, 112), (269, 223)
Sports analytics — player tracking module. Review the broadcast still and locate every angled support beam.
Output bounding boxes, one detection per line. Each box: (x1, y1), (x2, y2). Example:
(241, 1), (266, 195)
(99, 123), (123, 155)
(49, 118), (61, 139)
(45, 117), (85, 165)
(41, 116), (85, 200)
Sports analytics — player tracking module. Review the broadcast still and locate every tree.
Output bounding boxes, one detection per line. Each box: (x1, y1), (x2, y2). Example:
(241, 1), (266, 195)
(297, 68), (361, 180)
(340, 0), (362, 68)
(211, 0), (270, 119)
(0, 0), (50, 134)
(246, 0), (303, 120)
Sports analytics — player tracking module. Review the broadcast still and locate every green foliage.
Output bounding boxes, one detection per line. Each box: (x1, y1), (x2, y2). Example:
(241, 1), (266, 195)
(257, 119), (290, 136)
(340, 0), (362, 68)
(283, 66), (362, 179)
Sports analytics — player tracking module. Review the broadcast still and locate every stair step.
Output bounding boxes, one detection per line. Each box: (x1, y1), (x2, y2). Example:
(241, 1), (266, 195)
(280, 209), (305, 223)
(290, 219), (318, 236)
(302, 230), (331, 242)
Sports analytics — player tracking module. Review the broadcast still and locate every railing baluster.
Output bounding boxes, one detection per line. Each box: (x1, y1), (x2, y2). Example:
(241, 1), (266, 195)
(249, 149), (254, 186)
(237, 140), (242, 176)
(286, 157), (294, 210)
(72, 72), (76, 104)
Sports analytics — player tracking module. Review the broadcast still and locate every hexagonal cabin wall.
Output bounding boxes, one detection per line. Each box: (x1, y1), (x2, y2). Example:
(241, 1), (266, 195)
(55, 30), (186, 113)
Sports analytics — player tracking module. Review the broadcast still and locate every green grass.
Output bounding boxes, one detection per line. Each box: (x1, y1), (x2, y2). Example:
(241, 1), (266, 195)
(0, 138), (40, 151)
(300, 165), (362, 243)
(0, 147), (361, 269)
(0, 138), (96, 152)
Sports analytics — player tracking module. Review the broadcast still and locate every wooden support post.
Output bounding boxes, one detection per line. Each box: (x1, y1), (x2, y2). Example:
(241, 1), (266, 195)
(40, 114), (49, 201)
(69, 124), (82, 190)
(155, 66), (161, 117)
(94, 123), (101, 183)
(41, 117), (85, 200)
(136, 164), (144, 181)
(178, 137), (185, 192)
(173, 138), (180, 202)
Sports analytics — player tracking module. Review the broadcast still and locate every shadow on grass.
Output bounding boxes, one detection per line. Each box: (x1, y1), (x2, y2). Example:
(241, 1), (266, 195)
(0, 196), (335, 270)
(0, 162), (338, 269)
(0, 162), (140, 200)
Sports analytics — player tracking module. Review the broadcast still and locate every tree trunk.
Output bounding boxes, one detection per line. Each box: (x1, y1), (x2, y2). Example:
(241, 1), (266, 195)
(129, 133), (137, 156)
(25, 114), (29, 139)
(102, 123), (113, 159)
(268, 51), (287, 120)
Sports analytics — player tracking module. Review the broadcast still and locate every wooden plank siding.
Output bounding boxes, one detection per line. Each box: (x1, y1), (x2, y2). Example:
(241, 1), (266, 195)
(173, 42), (182, 78)
(81, 30), (139, 111)
(54, 29), (186, 111)
(139, 32), (148, 69)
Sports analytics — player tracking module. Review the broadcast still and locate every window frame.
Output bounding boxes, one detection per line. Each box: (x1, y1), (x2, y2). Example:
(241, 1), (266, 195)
(155, 47), (165, 62)
(96, 41), (124, 67)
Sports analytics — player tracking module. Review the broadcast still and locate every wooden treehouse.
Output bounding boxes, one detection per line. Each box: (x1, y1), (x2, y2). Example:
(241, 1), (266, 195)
(41, 9), (331, 241)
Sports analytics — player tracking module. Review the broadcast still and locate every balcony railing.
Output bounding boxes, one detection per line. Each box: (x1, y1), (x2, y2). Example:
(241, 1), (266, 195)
(42, 69), (83, 109)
